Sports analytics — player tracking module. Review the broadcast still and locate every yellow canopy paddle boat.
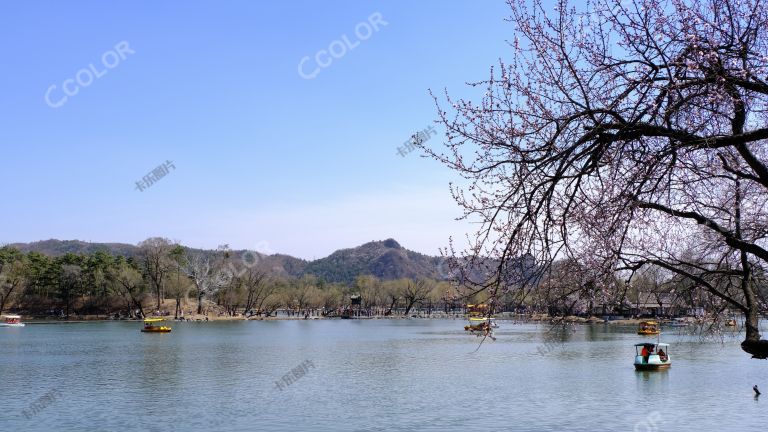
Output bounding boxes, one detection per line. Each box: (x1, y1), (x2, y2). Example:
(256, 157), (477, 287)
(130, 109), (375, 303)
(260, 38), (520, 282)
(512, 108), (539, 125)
(637, 321), (660, 335)
(141, 318), (172, 333)
(464, 304), (498, 332)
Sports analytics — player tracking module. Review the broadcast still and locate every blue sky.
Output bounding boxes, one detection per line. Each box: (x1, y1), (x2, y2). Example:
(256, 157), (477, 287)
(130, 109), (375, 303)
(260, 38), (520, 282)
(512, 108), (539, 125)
(0, 1), (513, 259)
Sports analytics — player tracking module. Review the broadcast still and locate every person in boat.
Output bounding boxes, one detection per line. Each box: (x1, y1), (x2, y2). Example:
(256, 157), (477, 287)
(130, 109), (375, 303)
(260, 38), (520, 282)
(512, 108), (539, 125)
(641, 345), (653, 363)
(658, 349), (667, 362)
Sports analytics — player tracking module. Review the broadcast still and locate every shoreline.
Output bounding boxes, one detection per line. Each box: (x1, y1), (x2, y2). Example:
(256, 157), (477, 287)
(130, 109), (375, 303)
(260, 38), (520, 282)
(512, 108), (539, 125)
(15, 314), (685, 326)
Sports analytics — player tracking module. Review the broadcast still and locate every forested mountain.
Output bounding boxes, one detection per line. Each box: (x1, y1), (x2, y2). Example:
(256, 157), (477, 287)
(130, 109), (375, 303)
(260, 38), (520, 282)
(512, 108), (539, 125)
(301, 239), (445, 284)
(8, 238), (447, 284)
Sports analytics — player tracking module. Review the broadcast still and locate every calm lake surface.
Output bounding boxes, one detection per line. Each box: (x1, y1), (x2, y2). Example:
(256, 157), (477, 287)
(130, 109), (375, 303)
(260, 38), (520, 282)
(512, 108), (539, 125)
(1, 319), (767, 431)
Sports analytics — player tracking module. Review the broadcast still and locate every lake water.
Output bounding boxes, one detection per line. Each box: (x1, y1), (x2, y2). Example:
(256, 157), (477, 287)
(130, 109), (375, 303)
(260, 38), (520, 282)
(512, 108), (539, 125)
(1, 319), (767, 431)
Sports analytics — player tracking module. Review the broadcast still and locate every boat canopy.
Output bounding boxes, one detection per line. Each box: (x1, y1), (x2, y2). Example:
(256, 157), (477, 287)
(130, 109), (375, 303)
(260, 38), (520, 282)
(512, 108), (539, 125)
(143, 318), (165, 323)
(634, 343), (670, 348)
(2, 315), (21, 319)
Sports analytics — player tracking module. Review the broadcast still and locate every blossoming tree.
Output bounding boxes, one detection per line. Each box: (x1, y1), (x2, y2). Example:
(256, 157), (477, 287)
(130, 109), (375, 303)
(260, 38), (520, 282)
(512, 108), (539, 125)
(425, 0), (768, 357)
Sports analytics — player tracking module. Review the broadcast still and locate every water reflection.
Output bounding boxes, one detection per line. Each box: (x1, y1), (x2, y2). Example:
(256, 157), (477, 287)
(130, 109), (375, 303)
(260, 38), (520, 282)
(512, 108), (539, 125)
(139, 333), (181, 389)
(635, 369), (670, 394)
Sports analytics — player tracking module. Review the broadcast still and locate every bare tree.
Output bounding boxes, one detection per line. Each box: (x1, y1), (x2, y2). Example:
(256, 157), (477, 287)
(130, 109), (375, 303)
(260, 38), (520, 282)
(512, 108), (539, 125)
(402, 279), (432, 316)
(425, 0), (768, 357)
(110, 263), (147, 318)
(357, 275), (382, 313)
(240, 268), (274, 315)
(285, 276), (320, 315)
(319, 284), (344, 312)
(183, 251), (229, 315)
(218, 276), (244, 316)
(138, 237), (175, 311)
(165, 245), (193, 319)
(382, 280), (401, 316)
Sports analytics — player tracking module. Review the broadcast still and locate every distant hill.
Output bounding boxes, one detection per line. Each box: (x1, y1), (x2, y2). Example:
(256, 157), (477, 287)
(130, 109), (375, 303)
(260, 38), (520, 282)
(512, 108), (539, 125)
(9, 239), (140, 257)
(301, 239), (446, 284)
(6, 238), (451, 284)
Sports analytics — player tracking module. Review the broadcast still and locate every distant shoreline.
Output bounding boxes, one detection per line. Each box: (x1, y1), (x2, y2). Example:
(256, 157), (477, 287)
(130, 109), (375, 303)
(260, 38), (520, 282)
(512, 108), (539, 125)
(14, 314), (674, 326)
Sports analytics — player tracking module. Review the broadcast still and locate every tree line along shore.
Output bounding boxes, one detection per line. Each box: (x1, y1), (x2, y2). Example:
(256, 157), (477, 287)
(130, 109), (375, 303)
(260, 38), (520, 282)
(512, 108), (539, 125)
(0, 237), (754, 325)
(0, 238), (470, 321)
(0, 238), (752, 322)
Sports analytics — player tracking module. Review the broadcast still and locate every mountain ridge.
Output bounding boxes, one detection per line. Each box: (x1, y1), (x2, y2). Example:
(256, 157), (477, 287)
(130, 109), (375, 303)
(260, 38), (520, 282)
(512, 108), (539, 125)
(7, 238), (449, 284)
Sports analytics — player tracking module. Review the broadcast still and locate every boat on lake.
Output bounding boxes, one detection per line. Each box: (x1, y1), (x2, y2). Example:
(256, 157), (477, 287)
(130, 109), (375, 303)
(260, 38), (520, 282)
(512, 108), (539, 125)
(637, 321), (660, 335)
(464, 304), (496, 332)
(141, 318), (171, 333)
(664, 318), (689, 327)
(464, 317), (499, 331)
(0, 314), (25, 327)
(634, 342), (671, 370)
(725, 318), (737, 327)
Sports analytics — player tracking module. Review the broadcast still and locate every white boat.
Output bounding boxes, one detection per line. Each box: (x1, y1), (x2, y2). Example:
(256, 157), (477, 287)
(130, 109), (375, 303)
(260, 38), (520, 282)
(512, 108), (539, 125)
(664, 318), (689, 327)
(0, 314), (25, 327)
(634, 342), (671, 371)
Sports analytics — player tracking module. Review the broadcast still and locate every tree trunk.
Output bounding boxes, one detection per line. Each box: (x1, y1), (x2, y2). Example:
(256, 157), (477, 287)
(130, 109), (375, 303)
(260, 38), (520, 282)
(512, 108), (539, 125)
(404, 300), (415, 316)
(134, 300), (145, 319)
(386, 297), (397, 316)
(734, 179), (767, 359)
(175, 297), (182, 319)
